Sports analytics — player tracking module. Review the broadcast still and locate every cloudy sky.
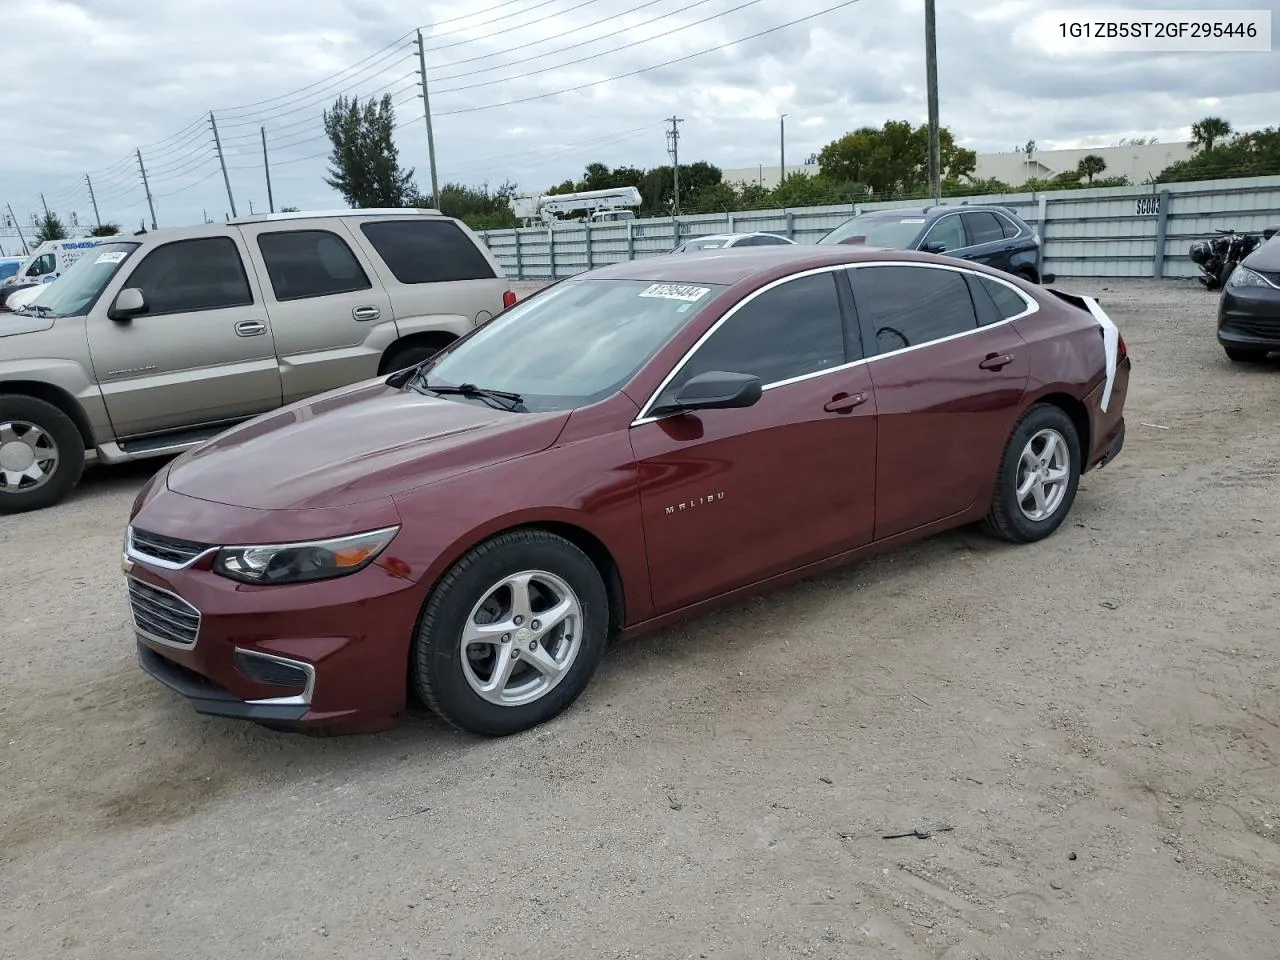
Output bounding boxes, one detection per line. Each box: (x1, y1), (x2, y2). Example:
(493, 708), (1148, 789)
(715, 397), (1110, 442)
(1, 0), (1275, 241)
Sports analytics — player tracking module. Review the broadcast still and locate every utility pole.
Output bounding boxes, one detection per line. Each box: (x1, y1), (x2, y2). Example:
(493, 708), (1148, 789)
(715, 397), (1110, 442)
(210, 112), (237, 218)
(779, 114), (787, 183)
(6, 202), (30, 254)
(924, 0), (941, 202)
(136, 149), (157, 230)
(39, 193), (50, 219)
(261, 126), (275, 214)
(416, 29), (441, 208)
(666, 116), (683, 217)
(85, 175), (102, 229)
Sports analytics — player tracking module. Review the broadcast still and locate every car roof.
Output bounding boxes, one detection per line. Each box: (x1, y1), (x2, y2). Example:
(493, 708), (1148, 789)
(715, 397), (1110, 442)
(578, 244), (929, 285)
(857, 204), (1023, 220)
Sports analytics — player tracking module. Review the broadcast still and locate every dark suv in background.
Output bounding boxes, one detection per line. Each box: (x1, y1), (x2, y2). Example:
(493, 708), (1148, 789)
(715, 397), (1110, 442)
(817, 204), (1049, 284)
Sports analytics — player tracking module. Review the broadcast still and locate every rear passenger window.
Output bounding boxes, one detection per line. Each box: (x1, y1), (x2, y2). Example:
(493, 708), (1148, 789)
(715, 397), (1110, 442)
(997, 213), (1022, 238)
(360, 219), (497, 284)
(257, 230), (371, 301)
(963, 212), (1006, 246)
(665, 271), (847, 396)
(978, 275), (1031, 320)
(125, 237), (254, 315)
(852, 265), (977, 351)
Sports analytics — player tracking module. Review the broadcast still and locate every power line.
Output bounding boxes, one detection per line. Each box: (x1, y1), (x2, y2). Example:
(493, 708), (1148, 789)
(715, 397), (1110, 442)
(435, 0), (869, 116)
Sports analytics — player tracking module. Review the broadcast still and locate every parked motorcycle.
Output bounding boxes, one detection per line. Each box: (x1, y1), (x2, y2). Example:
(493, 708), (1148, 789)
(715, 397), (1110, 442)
(1188, 228), (1265, 290)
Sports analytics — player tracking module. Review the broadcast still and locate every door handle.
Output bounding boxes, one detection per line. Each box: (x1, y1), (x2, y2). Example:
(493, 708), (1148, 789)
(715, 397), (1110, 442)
(234, 320), (267, 337)
(824, 392), (868, 413)
(352, 305), (381, 322)
(978, 353), (1015, 371)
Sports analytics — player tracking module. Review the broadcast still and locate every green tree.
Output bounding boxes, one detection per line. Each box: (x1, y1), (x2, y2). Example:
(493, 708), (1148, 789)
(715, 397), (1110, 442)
(431, 181), (519, 230)
(817, 121), (976, 197)
(89, 223), (120, 236)
(1191, 116), (1232, 152)
(322, 93), (416, 207)
(1158, 126), (1280, 182)
(279, 205), (301, 212)
(1077, 154), (1107, 183)
(36, 212), (68, 242)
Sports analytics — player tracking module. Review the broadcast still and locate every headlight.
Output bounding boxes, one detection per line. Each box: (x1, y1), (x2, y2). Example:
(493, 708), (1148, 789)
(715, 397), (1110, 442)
(1226, 266), (1273, 289)
(214, 526), (400, 585)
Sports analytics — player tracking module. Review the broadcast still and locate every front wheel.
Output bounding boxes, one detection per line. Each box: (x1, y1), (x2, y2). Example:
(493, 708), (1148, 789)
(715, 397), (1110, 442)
(0, 396), (86, 514)
(412, 529), (610, 736)
(982, 404), (1081, 543)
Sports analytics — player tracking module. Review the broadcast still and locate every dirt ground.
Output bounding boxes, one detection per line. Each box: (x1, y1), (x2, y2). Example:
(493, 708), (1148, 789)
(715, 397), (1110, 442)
(2, 277), (1279, 960)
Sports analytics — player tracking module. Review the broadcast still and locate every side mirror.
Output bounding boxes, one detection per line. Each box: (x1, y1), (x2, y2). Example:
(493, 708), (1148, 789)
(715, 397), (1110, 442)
(657, 371), (762, 415)
(109, 287), (147, 321)
(1264, 225), (1278, 241)
(922, 241), (947, 254)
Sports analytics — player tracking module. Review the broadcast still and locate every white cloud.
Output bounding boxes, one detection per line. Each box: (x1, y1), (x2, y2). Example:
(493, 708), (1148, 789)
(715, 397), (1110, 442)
(1, 0), (1275, 236)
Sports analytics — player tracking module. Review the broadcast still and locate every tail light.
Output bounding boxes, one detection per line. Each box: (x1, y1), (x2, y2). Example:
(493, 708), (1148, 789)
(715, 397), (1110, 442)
(1118, 333), (1128, 360)
(502, 290), (517, 309)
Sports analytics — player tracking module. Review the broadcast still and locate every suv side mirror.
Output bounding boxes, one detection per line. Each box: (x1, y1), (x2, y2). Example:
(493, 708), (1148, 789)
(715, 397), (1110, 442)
(922, 240), (947, 254)
(109, 287), (147, 321)
(656, 371), (762, 415)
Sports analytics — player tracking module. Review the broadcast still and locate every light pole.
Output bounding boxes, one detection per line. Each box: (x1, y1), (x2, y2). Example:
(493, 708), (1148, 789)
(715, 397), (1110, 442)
(779, 113), (788, 184)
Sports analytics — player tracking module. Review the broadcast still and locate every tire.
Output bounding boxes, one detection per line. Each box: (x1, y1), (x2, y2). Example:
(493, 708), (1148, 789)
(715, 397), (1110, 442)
(0, 395), (86, 515)
(412, 529), (610, 736)
(1017, 267), (1040, 285)
(1223, 345), (1270, 363)
(982, 403), (1081, 544)
(382, 338), (454, 374)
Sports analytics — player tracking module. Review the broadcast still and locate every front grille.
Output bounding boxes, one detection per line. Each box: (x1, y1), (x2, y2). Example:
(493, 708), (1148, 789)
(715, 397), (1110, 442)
(129, 527), (211, 566)
(233, 651), (309, 689)
(128, 578), (201, 647)
(1224, 316), (1280, 340)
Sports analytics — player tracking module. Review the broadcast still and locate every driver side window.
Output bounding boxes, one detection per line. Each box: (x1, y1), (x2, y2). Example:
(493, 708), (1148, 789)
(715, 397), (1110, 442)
(661, 271), (847, 402)
(28, 253), (56, 276)
(921, 215), (965, 252)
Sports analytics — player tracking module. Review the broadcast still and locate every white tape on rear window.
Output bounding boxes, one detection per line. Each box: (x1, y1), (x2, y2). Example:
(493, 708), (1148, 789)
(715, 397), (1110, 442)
(1081, 295), (1119, 413)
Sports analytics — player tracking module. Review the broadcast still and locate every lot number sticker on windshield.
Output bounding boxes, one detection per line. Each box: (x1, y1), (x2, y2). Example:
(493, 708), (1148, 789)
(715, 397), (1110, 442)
(639, 283), (711, 303)
(95, 251), (127, 264)
(899, 218), (926, 223)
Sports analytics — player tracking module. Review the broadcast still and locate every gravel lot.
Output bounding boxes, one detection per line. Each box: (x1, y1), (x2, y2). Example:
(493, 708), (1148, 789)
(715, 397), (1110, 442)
(3, 277), (1279, 960)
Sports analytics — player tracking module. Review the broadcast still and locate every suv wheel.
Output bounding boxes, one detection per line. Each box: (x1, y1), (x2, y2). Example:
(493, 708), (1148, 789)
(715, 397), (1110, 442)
(0, 396), (86, 514)
(383, 338), (455, 373)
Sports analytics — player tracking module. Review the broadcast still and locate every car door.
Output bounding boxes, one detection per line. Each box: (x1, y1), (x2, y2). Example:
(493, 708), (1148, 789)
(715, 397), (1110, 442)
(629, 268), (878, 614)
(918, 213), (967, 256)
(848, 262), (1029, 541)
(86, 234), (282, 440)
(960, 211), (1016, 272)
(238, 220), (395, 405)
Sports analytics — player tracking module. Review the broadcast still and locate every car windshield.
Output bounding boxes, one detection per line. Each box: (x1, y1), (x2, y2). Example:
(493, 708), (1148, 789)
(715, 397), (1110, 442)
(419, 278), (726, 412)
(20, 241), (139, 317)
(818, 214), (926, 248)
(680, 238), (728, 251)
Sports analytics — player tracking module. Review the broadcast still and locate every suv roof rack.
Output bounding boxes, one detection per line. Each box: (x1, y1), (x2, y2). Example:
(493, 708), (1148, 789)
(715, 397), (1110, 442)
(227, 207), (443, 225)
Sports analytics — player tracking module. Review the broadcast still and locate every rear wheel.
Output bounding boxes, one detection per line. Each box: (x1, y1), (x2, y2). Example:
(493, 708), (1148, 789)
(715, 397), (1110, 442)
(1223, 345), (1270, 363)
(412, 529), (610, 736)
(0, 395), (86, 514)
(1017, 267), (1040, 285)
(381, 337), (455, 374)
(982, 404), (1081, 543)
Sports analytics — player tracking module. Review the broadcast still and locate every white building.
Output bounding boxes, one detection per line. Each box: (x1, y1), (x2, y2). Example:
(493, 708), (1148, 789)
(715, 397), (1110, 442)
(721, 141), (1198, 191)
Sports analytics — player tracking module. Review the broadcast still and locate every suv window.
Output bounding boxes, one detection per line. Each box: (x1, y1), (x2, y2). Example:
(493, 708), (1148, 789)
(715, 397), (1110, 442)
(359, 219), (497, 284)
(124, 237), (254, 315)
(257, 229), (371, 301)
(963, 212), (1007, 246)
(665, 271), (846, 396)
(921, 215), (965, 252)
(978, 275), (1031, 320)
(851, 265), (978, 352)
(997, 213), (1023, 238)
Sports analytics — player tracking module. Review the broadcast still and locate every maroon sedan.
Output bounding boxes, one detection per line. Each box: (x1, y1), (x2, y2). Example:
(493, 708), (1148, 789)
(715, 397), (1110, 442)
(123, 245), (1130, 737)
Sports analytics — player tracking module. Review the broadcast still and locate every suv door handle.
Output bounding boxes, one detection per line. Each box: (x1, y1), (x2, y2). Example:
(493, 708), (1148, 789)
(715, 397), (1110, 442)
(352, 305), (381, 322)
(235, 320), (267, 337)
(824, 392), (868, 413)
(978, 353), (1015, 371)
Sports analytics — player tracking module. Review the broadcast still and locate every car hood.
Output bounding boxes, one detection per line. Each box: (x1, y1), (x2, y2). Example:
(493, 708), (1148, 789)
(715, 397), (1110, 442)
(0, 311), (55, 337)
(1244, 235), (1280, 273)
(166, 379), (571, 510)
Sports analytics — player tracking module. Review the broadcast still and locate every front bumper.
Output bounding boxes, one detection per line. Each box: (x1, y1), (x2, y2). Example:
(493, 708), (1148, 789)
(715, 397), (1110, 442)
(1218, 285), (1280, 349)
(138, 642), (310, 725)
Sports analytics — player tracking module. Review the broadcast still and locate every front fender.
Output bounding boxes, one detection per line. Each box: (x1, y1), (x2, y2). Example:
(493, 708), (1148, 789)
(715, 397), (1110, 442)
(0, 357), (111, 445)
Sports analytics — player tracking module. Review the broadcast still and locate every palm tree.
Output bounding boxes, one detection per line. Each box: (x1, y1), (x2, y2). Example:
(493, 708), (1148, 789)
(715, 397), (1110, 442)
(1191, 117), (1232, 152)
(1077, 155), (1107, 184)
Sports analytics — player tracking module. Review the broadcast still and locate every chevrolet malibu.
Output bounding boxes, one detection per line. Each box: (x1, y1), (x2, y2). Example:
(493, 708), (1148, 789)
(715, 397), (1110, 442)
(123, 246), (1131, 737)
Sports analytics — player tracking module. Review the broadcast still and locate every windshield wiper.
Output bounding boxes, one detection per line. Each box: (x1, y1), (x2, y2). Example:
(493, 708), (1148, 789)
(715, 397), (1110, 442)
(419, 381), (525, 412)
